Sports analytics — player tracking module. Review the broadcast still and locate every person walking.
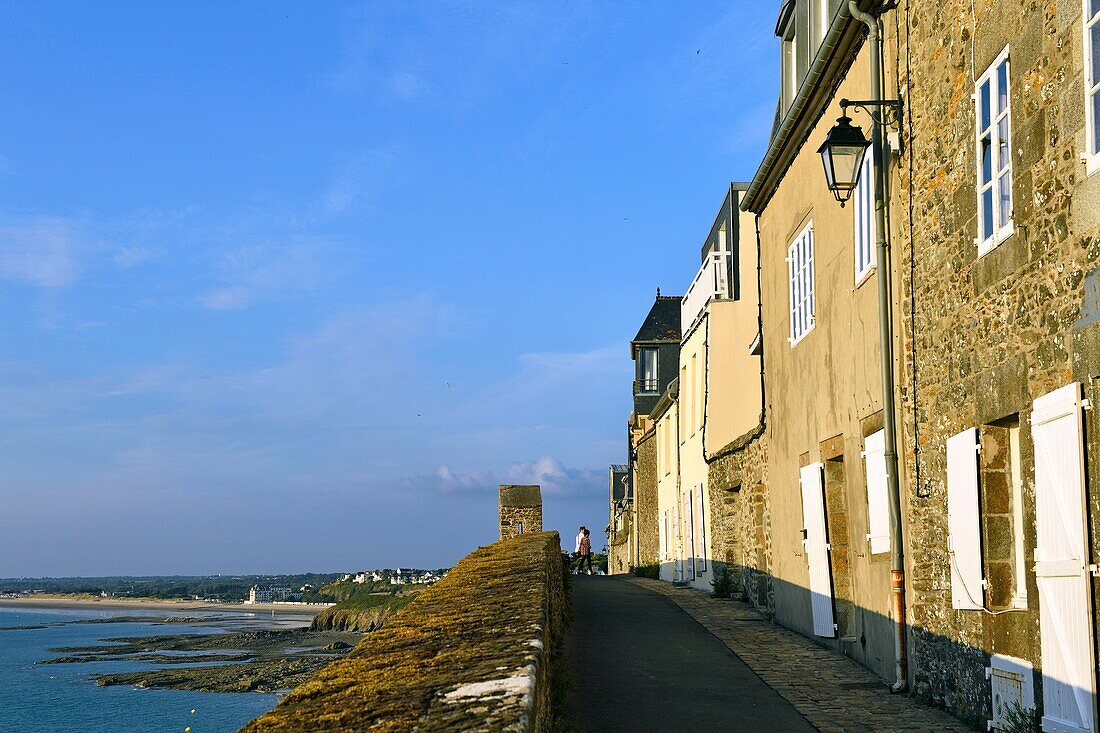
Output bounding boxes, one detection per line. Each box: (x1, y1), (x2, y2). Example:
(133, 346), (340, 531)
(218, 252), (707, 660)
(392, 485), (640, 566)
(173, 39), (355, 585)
(579, 528), (593, 575)
(572, 526), (586, 574)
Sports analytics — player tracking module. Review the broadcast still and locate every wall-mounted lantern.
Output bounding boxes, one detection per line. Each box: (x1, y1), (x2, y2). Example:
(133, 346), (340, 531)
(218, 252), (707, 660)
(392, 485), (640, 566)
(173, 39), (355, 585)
(817, 114), (870, 206)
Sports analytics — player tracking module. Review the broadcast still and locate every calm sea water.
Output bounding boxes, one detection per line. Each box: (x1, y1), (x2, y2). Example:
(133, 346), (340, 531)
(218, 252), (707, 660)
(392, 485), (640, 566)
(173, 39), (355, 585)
(0, 606), (281, 733)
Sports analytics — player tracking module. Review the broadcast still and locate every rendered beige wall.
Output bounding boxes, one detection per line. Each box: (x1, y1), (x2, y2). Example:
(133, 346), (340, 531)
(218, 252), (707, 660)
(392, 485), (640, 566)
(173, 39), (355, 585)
(755, 40), (902, 681)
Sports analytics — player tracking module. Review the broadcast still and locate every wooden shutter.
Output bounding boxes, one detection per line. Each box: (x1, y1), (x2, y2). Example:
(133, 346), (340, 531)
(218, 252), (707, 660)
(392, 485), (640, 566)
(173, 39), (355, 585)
(800, 462), (836, 638)
(696, 483), (707, 572)
(863, 429), (890, 555)
(683, 491), (695, 580)
(947, 428), (984, 610)
(1032, 383), (1096, 733)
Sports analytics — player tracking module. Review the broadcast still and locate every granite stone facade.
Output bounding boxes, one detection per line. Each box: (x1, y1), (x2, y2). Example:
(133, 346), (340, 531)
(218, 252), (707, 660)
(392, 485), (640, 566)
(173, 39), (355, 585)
(498, 485), (543, 541)
(895, 0), (1100, 724)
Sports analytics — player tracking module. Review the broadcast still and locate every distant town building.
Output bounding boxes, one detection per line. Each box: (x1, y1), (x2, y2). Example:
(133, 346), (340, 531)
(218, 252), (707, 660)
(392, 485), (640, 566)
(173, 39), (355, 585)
(247, 586), (302, 604)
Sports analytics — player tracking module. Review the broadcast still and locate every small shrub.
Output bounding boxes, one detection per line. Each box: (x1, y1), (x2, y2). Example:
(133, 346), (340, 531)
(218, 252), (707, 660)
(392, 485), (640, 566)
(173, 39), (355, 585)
(1000, 702), (1040, 733)
(630, 563), (660, 579)
(710, 565), (735, 598)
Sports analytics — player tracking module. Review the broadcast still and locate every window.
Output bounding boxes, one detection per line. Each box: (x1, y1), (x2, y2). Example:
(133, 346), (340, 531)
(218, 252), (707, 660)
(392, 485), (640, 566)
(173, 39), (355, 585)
(680, 365), (687, 442)
(853, 151), (875, 282)
(638, 347), (658, 393)
(690, 354), (697, 435)
(662, 415), (671, 475)
(1086, 0), (1100, 174)
(697, 348), (705, 433)
(975, 47), (1013, 253)
(781, 26), (796, 112)
(787, 221), (815, 345)
(863, 429), (890, 554)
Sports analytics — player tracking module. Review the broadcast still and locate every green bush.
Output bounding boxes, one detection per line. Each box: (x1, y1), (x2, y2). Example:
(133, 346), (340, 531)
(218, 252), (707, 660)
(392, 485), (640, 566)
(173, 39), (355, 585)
(1000, 702), (1040, 733)
(710, 565), (735, 599)
(630, 563), (660, 579)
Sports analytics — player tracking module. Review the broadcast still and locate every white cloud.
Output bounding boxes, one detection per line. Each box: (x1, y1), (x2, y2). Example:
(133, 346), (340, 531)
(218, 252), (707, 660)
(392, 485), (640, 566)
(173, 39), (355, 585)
(0, 216), (83, 287)
(422, 456), (602, 498)
(197, 240), (327, 310)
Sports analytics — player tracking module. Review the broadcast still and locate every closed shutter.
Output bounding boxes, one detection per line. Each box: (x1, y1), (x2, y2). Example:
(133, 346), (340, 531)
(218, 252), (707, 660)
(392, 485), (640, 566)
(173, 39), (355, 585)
(863, 429), (890, 555)
(947, 428), (984, 610)
(800, 462), (836, 638)
(659, 510), (667, 560)
(683, 491), (695, 579)
(1033, 383), (1096, 733)
(696, 483), (707, 572)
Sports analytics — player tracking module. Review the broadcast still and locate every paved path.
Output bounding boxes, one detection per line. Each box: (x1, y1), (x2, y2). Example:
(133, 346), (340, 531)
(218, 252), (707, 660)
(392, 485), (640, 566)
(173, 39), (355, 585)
(631, 578), (972, 733)
(563, 575), (815, 733)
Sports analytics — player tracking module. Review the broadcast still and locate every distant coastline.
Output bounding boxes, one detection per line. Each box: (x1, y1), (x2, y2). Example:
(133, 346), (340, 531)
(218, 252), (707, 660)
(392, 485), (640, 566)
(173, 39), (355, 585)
(0, 595), (327, 616)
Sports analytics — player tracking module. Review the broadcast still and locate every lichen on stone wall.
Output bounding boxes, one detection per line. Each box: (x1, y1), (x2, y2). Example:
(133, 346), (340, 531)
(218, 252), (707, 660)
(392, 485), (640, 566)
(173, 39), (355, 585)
(241, 532), (566, 733)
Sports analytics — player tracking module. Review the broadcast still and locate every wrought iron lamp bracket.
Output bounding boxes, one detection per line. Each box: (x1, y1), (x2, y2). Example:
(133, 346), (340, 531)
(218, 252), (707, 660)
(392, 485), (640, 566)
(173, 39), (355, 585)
(840, 97), (903, 128)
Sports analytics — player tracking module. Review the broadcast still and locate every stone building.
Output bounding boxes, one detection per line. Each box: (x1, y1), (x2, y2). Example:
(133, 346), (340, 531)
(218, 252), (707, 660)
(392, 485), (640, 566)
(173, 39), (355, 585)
(894, 0), (1100, 728)
(498, 484), (542, 540)
(606, 464), (632, 574)
(623, 293), (682, 571)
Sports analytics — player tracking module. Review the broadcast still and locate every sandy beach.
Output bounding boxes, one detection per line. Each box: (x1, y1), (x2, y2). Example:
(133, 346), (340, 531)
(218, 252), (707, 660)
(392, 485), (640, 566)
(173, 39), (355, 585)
(0, 595), (329, 616)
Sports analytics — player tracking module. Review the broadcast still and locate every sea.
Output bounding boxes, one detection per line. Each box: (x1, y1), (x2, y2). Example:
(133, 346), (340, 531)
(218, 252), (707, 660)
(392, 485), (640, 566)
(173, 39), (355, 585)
(0, 605), (283, 733)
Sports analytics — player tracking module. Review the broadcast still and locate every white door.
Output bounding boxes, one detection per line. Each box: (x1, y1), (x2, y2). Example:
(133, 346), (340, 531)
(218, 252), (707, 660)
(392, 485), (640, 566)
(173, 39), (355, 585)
(684, 490), (695, 580)
(1033, 383), (1096, 733)
(800, 462), (835, 638)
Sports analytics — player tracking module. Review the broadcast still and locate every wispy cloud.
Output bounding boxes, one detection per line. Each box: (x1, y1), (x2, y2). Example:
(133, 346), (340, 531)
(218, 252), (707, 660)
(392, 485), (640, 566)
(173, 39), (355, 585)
(420, 456), (603, 498)
(197, 239), (328, 310)
(0, 215), (84, 287)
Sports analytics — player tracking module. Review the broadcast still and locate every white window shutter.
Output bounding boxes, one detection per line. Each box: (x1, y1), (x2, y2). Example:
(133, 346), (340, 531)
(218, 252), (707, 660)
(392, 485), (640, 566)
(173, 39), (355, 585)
(696, 483), (707, 572)
(800, 462), (836, 637)
(1032, 382), (1096, 733)
(946, 428), (984, 610)
(864, 429), (891, 555)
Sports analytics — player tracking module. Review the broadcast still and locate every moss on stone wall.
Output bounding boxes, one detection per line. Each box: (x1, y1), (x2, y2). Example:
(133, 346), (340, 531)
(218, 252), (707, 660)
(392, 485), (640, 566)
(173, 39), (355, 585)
(241, 532), (566, 732)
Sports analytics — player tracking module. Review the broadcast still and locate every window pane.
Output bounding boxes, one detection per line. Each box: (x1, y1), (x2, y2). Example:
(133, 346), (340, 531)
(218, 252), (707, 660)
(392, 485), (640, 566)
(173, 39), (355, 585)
(997, 62), (1008, 114)
(981, 135), (993, 183)
(1092, 23), (1100, 79)
(980, 81), (991, 130)
(998, 173), (1011, 228)
(1094, 91), (1100, 154)
(982, 188), (994, 240)
(997, 116), (1010, 172)
(1092, 0), (1100, 18)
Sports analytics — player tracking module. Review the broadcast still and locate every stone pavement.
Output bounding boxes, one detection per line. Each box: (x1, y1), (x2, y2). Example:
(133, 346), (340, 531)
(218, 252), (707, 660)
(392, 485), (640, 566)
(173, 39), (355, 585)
(564, 575), (815, 732)
(629, 577), (972, 733)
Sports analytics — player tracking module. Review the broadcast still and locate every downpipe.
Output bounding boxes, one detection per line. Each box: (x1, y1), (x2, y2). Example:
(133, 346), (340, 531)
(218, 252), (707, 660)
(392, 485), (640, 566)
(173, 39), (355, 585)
(848, 0), (908, 694)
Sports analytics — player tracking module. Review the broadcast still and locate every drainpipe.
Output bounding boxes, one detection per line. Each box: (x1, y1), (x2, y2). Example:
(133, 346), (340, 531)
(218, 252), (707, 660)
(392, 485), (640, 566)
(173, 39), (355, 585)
(848, 0), (908, 693)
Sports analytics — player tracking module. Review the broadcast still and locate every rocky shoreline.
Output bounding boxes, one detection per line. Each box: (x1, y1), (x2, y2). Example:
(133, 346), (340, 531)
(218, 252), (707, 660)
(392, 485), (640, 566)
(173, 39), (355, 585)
(31, 617), (362, 694)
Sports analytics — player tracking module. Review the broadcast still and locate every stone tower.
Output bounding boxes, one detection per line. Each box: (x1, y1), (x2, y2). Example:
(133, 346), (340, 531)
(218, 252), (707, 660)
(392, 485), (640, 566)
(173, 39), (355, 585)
(498, 484), (542, 540)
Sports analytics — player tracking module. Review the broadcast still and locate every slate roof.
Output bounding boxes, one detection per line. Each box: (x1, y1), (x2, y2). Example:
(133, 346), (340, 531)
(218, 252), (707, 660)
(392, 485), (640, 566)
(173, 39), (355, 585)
(632, 295), (682, 347)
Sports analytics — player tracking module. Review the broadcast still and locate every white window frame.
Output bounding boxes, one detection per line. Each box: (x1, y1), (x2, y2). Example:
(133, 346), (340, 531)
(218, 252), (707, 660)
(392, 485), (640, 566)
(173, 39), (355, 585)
(975, 46), (1014, 255)
(787, 221), (815, 346)
(1085, 0), (1100, 175)
(853, 151), (875, 283)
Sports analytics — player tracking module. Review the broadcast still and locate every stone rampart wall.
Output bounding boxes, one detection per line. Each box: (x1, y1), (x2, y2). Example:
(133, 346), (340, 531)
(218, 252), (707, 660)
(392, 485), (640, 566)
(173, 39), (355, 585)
(241, 532), (566, 732)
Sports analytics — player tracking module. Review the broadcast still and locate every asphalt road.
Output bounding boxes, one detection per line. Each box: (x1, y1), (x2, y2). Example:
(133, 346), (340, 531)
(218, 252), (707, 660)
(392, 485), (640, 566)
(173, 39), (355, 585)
(563, 575), (816, 733)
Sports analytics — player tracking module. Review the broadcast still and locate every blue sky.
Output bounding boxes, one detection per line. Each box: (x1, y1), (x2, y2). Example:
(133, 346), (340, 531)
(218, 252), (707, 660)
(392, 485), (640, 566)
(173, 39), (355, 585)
(0, 2), (779, 576)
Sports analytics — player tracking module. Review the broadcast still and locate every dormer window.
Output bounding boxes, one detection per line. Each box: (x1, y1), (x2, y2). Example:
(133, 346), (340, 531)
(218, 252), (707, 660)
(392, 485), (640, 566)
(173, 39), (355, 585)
(638, 348), (659, 394)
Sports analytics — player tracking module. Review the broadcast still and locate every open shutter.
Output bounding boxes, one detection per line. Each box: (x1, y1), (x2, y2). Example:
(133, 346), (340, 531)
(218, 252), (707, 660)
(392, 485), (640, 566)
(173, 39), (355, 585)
(947, 428), (984, 610)
(1033, 383), (1096, 733)
(683, 491), (695, 580)
(659, 510), (667, 560)
(800, 462), (836, 638)
(696, 483), (707, 572)
(864, 429), (891, 555)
